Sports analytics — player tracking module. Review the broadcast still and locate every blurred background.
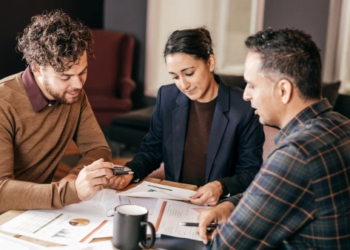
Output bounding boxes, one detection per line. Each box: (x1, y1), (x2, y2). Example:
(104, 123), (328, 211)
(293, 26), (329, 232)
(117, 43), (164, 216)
(1, 0), (350, 165)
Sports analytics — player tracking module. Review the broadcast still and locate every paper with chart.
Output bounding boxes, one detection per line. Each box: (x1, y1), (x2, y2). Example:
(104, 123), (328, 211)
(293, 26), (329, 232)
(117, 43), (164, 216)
(0, 210), (107, 245)
(89, 188), (160, 238)
(118, 181), (197, 201)
(152, 199), (210, 241)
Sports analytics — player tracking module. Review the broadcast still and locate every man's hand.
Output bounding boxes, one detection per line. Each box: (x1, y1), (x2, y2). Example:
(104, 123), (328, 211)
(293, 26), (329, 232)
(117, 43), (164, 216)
(75, 158), (114, 201)
(190, 181), (223, 206)
(197, 201), (235, 244)
(108, 165), (134, 190)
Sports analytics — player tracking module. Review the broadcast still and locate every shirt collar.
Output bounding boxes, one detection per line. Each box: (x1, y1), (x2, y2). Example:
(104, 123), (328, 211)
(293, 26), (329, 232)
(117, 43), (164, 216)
(22, 67), (56, 113)
(275, 99), (333, 144)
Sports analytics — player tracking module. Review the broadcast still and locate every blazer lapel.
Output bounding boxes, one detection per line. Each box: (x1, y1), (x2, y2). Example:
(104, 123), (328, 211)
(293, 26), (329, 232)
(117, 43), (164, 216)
(206, 81), (230, 182)
(172, 92), (190, 181)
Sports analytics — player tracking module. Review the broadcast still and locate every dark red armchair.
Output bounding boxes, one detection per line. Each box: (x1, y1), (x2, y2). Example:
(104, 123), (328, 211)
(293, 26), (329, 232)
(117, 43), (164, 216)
(84, 29), (136, 127)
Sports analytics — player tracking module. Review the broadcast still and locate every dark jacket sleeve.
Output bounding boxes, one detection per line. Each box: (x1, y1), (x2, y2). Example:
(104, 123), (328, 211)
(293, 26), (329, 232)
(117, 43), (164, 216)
(219, 108), (264, 195)
(125, 87), (164, 179)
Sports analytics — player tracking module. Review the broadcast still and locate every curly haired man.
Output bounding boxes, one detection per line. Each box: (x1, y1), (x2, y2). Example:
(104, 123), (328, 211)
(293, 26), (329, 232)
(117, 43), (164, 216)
(0, 10), (114, 213)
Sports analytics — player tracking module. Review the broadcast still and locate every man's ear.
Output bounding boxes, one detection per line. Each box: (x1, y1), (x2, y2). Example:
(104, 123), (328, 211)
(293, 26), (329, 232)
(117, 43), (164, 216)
(207, 54), (216, 72)
(277, 79), (293, 104)
(31, 63), (42, 78)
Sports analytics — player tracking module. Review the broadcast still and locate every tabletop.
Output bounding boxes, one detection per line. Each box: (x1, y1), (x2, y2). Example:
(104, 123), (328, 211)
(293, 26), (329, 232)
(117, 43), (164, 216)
(0, 178), (210, 250)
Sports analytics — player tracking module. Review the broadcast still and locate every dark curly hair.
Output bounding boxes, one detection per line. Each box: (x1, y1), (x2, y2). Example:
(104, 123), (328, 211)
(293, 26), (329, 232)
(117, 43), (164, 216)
(163, 27), (214, 62)
(17, 9), (93, 73)
(245, 28), (322, 101)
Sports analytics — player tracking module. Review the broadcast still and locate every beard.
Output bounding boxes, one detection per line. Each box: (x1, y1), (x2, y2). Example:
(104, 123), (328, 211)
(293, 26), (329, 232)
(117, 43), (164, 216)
(43, 80), (80, 105)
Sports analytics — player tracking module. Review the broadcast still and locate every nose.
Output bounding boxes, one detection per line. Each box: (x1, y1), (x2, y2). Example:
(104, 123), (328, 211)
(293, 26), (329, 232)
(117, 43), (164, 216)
(243, 87), (251, 102)
(179, 77), (190, 90)
(71, 75), (84, 89)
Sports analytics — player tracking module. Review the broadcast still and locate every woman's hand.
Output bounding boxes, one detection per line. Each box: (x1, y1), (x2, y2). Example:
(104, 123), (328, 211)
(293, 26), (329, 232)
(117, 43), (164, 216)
(108, 165), (134, 190)
(190, 181), (223, 206)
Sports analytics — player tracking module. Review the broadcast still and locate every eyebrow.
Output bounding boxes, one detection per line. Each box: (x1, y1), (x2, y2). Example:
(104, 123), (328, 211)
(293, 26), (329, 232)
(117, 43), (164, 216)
(168, 66), (195, 75)
(61, 65), (88, 77)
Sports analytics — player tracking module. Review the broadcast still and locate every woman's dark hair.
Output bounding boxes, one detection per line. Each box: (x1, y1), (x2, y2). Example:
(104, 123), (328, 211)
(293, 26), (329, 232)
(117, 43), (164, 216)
(245, 28), (322, 101)
(17, 9), (93, 73)
(163, 27), (213, 62)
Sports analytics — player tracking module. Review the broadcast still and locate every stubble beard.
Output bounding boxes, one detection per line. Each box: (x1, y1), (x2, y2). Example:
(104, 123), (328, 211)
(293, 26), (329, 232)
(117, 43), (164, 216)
(43, 80), (79, 105)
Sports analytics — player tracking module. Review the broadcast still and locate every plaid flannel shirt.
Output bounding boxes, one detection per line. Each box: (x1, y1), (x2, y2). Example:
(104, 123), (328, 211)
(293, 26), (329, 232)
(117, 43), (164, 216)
(213, 99), (350, 249)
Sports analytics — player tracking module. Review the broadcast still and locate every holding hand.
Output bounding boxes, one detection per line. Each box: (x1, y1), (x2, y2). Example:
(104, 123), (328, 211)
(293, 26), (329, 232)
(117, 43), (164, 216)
(75, 158), (114, 200)
(196, 201), (235, 244)
(108, 165), (134, 190)
(190, 181), (223, 206)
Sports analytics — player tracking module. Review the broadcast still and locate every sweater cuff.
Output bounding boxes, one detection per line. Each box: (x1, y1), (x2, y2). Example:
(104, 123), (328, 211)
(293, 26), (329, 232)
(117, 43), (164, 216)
(69, 166), (83, 176)
(63, 181), (81, 205)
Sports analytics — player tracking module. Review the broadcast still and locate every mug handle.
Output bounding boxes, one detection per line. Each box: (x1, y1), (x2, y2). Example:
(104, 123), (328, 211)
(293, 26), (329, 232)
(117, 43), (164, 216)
(139, 221), (156, 249)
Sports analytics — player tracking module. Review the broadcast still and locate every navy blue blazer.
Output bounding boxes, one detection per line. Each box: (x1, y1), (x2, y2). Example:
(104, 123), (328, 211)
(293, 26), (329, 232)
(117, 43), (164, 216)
(126, 76), (264, 195)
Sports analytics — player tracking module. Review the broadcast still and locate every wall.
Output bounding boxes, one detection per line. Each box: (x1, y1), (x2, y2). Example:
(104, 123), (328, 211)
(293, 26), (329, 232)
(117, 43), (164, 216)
(263, 0), (330, 63)
(145, 0), (215, 98)
(0, 0), (103, 79)
(104, 0), (149, 108)
(105, 0), (332, 104)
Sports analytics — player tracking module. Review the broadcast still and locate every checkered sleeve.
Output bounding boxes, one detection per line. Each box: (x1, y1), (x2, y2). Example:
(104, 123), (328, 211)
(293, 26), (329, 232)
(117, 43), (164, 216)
(212, 145), (315, 249)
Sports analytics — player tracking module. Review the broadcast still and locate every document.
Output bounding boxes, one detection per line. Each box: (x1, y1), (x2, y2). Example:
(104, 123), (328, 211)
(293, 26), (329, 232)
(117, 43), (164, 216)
(0, 231), (113, 250)
(0, 210), (107, 245)
(152, 199), (209, 241)
(89, 189), (160, 238)
(48, 241), (114, 250)
(91, 188), (158, 217)
(118, 181), (197, 201)
(0, 231), (45, 250)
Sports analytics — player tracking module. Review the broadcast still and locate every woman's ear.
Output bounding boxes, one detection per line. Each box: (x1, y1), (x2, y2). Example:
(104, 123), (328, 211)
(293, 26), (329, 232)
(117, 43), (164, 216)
(208, 54), (216, 72)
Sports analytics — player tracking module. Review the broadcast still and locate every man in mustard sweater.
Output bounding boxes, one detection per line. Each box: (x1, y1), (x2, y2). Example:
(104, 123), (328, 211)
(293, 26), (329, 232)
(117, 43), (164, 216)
(0, 10), (114, 213)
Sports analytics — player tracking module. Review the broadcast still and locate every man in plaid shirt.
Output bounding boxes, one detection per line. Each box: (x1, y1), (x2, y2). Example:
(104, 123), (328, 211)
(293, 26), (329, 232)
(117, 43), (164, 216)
(197, 28), (350, 249)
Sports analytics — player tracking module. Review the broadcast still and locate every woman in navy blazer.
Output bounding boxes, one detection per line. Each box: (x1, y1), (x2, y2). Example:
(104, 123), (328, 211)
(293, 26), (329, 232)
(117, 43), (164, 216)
(111, 28), (264, 206)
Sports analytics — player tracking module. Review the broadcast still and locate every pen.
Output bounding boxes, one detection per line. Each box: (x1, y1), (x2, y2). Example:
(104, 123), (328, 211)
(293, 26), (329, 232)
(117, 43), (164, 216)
(113, 171), (134, 176)
(179, 222), (218, 231)
(85, 165), (129, 172)
(112, 166), (127, 171)
(84, 165), (127, 171)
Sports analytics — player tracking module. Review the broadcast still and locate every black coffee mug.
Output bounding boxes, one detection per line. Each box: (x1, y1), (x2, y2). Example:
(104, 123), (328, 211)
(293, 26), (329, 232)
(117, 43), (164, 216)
(113, 204), (156, 250)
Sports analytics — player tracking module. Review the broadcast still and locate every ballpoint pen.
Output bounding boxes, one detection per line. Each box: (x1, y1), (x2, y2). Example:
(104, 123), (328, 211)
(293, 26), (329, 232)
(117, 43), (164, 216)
(113, 171), (134, 175)
(179, 222), (218, 231)
(112, 166), (127, 171)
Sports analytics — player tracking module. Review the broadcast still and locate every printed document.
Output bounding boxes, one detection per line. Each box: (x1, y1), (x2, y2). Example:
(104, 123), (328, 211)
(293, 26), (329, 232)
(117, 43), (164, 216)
(0, 231), (45, 250)
(118, 181), (197, 200)
(48, 241), (114, 250)
(89, 189), (160, 238)
(91, 188), (158, 217)
(0, 210), (107, 245)
(152, 199), (210, 241)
